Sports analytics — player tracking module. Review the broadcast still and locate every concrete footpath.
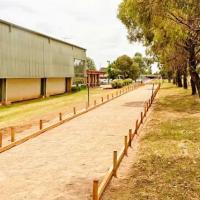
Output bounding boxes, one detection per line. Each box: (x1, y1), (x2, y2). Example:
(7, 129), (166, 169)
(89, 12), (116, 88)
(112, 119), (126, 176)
(0, 84), (154, 200)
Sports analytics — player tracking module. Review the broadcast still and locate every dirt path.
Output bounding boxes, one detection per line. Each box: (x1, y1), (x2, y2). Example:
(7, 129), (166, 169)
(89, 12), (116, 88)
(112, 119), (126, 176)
(0, 84), (154, 200)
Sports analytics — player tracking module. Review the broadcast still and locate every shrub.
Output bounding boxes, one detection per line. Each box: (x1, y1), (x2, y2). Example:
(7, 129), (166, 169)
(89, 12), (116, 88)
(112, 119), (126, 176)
(71, 84), (87, 93)
(80, 84), (87, 90)
(111, 79), (124, 88)
(73, 78), (85, 86)
(71, 86), (81, 92)
(111, 78), (133, 89)
(123, 78), (133, 85)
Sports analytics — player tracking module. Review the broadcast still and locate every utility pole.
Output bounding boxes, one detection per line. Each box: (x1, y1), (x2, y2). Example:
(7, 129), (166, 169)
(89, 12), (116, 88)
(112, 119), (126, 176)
(107, 60), (111, 84)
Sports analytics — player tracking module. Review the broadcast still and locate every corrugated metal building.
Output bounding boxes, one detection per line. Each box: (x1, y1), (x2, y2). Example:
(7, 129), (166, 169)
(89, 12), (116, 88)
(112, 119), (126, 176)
(0, 19), (86, 104)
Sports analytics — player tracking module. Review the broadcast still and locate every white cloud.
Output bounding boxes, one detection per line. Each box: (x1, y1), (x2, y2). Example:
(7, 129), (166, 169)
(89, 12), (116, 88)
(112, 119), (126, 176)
(0, 0), (148, 69)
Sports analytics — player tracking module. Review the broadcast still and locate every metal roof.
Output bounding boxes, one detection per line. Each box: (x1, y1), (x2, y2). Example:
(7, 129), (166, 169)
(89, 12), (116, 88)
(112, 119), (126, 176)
(0, 18), (86, 51)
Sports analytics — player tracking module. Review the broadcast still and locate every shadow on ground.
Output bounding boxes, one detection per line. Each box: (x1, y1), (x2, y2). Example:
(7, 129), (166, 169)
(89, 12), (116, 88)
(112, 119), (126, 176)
(123, 101), (145, 108)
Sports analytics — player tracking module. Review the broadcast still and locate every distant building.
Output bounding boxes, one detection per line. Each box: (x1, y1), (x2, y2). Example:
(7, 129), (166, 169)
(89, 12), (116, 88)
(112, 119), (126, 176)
(86, 70), (105, 87)
(0, 19), (86, 104)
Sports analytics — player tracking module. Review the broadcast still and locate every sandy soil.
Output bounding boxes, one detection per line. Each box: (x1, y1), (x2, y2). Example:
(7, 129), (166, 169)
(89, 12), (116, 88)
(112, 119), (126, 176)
(0, 84), (154, 200)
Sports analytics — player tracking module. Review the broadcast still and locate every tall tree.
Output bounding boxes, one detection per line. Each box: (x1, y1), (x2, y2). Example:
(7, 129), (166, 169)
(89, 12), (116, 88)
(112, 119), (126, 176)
(118, 0), (200, 97)
(133, 52), (153, 74)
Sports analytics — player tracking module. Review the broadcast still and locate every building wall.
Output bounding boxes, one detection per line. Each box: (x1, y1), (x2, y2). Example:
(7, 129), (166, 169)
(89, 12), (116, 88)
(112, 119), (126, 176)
(6, 78), (41, 102)
(0, 20), (86, 104)
(0, 20), (86, 79)
(46, 78), (65, 96)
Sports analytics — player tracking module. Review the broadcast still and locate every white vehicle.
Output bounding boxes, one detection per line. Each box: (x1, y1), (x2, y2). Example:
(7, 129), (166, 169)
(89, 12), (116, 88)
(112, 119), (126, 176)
(100, 78), (109, 85)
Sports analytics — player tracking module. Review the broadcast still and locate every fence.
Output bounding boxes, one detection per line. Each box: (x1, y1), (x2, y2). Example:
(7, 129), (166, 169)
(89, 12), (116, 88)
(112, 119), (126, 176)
(92, 83), (161, 200)
(0, 83), (144, 153)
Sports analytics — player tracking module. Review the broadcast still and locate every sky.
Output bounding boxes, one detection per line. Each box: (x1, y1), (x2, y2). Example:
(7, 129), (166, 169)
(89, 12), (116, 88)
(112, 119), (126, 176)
(0, 0), (154, 71)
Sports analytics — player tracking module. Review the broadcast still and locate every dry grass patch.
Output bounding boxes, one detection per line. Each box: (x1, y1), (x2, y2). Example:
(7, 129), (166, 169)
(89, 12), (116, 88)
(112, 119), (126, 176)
(103, 83), (200, 200)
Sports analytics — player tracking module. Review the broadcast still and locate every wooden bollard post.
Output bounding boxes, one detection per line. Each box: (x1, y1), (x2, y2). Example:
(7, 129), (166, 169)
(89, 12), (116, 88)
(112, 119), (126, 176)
(39, 120), (43, 130)
(129, 129), (132, 146)
(144, 106), (146, 117)
(73, 107), (76, 115)
(11, 127), (15, 143)
(59, 113), (62, 121)
(124, 136), (128, 156)
(147, 102), (149, 111)
(107, 94), (109, 100)
(113, 151), (117, 177)
(135, 120), (138, 135)
(112, 93), (114, 98)
(141, 112), (143, 123)
(93, 180), (99, 200)
(0, 130), (2, 148)
(86, 102), (89, 110)
(94, 100), (97, 106)
(101, 97), (104, 103)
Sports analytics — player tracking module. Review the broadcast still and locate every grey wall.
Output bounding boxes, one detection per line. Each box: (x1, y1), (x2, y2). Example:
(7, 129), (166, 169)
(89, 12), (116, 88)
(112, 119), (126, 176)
(0, 20), (86, 78)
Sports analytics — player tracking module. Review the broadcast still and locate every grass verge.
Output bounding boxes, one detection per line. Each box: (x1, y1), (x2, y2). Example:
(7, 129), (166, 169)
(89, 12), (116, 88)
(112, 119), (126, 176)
(103, 83), (200, 200)
(0, 87), (113, 129)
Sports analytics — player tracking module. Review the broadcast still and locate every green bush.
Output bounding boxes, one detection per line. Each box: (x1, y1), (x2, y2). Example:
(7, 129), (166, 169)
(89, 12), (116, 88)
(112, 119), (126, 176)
(80, 85), (87, 90)
(111, 79), (124, 88)
(111, 78), (133, 89)
(123, 78), (133, 85)
(73, 78), (85, 86)
(71, 86), (81, 92)
(71, 84), (87, 93)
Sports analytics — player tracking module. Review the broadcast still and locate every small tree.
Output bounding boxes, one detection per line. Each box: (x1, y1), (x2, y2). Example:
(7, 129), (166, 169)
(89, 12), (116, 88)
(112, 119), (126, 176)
(130, 62), (140, 80)
(115, 55), (133, 78)
(86, 57), (96, 70)
(107, 62), (120, 80)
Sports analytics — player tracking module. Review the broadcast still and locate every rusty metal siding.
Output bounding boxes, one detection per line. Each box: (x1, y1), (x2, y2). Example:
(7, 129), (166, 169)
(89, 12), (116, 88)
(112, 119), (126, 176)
(0, 20), (86, 78)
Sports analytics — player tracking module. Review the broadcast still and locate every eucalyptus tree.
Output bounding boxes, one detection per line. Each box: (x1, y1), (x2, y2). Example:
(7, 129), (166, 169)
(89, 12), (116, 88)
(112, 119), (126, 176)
(118, 0), (200, 96)
(133, 53), (153, 74)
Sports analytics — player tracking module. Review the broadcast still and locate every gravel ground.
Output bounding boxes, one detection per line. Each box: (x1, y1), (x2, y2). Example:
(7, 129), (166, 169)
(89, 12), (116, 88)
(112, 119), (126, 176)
(0, 84), (154, 200)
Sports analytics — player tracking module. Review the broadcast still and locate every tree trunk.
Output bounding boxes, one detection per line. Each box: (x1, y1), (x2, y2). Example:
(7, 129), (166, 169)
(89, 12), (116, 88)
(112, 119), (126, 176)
(183, 66), (188, 89)
(167, 71), (172, 83)
(173, 76), (176, 84)
(176, 69), (183, 87)
(183, 73), (188, 89)
(189, 45), (200, 97)
(190, 71), (200, 97)
(190, 77), (196, 95)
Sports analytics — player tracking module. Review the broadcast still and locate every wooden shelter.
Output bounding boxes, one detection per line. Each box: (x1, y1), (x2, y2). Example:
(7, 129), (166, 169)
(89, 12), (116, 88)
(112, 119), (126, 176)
(86, 70), (105, 87)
